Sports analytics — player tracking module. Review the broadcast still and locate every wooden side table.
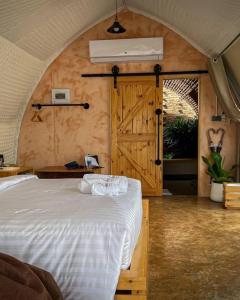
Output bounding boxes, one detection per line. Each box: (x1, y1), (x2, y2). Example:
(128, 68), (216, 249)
(0, 166), (33, 178)
(35, 166), (102, 179)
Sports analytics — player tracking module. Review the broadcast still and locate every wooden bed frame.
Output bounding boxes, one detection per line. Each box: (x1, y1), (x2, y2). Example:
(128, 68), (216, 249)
(115, 199), (149, 300)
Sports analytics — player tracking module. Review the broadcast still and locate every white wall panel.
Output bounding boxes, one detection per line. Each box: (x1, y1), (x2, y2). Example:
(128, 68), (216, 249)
(0, 36), (44, 162)
(0, 122), (18, 163)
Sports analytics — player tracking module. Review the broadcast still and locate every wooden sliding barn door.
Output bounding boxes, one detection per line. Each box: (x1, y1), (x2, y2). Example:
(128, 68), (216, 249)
(111, 77), (162, 196)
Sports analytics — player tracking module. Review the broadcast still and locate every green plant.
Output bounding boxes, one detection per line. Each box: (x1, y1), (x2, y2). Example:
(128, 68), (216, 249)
(164, 152), (174, 159)
(202, 152), (236, 183)
(164, 117), (198, 158)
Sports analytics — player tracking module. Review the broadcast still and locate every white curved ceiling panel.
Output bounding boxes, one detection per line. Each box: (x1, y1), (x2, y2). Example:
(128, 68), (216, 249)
(127, 0), (240, 56)
(0, 36), (44, 120)
(0, 36), (44, 162)
(0, 0), (116, 60)
(0, 0), (239, 162)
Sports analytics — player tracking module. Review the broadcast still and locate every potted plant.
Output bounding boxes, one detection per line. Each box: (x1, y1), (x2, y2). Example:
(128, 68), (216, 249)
(202, 152), (236, 202)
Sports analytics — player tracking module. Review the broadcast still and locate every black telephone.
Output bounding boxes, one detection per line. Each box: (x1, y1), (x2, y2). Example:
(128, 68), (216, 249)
(64, 161), (82, 169)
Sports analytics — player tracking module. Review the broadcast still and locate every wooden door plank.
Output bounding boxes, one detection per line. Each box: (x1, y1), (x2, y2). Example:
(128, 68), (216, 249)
(118, 144), (156, 189)
(118, 87), (153, 132)
(117, 133), (155, 142)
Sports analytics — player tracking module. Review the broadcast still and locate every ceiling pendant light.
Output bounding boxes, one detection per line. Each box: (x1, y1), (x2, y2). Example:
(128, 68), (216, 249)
(107, 0), (126, 34)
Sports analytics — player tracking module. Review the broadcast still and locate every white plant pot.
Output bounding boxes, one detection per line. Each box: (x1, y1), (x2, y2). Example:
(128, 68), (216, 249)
(210, 182), (224, 202)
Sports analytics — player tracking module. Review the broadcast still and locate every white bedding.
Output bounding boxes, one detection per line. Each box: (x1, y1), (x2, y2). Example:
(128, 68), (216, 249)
(0, 176), (142, 300)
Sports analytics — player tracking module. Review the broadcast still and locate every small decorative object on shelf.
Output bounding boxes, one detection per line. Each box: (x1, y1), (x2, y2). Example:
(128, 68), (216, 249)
(224, 183), (240, 208)
(85, 154), (100, 168)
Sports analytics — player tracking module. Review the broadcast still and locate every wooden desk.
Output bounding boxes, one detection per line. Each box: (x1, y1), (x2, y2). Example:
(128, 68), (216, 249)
(0, 166), (33, 178)
(35, 166), (102, 179)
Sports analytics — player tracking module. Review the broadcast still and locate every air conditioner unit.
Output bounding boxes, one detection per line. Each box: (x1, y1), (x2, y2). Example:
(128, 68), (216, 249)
(89, 37), (163, 63)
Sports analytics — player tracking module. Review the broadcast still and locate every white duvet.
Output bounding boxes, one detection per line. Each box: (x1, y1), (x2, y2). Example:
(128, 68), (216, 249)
(0, 176), (142, 300)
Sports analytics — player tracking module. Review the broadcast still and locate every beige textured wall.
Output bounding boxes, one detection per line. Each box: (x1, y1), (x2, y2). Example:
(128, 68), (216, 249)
(17, 10), (236, 196)
(198, 75), (237, 197)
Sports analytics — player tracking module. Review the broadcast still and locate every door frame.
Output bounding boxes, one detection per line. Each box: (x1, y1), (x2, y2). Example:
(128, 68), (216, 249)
(161, 74), (201, 196)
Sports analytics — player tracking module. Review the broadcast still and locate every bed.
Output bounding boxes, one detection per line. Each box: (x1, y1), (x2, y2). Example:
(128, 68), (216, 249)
(0, 175), (143, 300)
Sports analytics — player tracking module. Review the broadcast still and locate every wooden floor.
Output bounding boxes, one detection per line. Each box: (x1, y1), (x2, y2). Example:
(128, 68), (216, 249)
(149, 196), (240, 300)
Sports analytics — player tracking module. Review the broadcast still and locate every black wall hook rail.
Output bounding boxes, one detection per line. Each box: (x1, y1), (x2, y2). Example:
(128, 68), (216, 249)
(32, 103), (90, 110)
(81, 65), (208, 89)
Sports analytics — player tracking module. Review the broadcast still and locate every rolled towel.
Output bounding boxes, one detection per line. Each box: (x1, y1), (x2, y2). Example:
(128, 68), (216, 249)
(78, 178), (107, 194)
(78, 179), (91, 194)
(91, 182), (120, 196)
(83, 174), (128, 193)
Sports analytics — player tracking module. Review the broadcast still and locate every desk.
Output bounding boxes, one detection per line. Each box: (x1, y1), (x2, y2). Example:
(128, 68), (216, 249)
(35, 166), (102, 179)
(0, 166), (33, 178)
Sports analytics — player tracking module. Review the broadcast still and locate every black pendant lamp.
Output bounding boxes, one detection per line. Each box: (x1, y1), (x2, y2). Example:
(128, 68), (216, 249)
(107, 0), (126, 34)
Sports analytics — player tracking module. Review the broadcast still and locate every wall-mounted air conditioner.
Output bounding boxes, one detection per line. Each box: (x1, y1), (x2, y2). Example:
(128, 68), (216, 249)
(89, 37), (163, 63)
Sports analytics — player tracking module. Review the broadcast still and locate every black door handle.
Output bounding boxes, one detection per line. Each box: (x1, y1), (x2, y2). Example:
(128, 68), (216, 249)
(155, 108), (162, 165)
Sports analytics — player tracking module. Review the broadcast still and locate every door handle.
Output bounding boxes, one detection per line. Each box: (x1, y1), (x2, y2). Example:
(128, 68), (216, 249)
(155, 108), (162, 166)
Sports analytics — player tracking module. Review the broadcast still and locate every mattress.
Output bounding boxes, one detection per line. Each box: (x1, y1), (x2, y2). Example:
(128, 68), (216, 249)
(0, 176), (142, 300)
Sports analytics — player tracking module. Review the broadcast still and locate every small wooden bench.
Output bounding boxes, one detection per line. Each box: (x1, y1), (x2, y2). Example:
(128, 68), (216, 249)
(224, 183), (240, 208)
(115, 199), (149, 300)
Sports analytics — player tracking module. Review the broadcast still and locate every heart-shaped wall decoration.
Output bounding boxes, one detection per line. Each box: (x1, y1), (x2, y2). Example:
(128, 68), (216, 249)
(207, 128), (225, 153)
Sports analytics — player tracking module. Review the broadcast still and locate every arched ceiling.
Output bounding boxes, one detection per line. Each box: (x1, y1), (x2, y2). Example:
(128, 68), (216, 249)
(1, 0), (240, 60)
(0, 0), (239, 162)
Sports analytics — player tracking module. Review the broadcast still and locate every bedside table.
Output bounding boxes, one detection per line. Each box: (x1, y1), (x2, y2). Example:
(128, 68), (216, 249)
(0, 166), (33, 178)
(35, 166), (102, 179)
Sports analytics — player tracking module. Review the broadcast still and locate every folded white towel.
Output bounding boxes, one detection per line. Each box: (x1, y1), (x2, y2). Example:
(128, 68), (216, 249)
(91, 182), (120, 196)
(83, 174), (128, 193)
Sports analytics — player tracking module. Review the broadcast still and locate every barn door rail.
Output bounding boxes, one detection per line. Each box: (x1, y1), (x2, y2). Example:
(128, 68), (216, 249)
(81, 65), (208, 89)
(155, 108), (162, 166)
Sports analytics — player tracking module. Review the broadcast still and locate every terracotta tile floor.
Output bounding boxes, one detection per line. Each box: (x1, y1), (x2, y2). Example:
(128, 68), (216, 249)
(148, 196), (240, 300)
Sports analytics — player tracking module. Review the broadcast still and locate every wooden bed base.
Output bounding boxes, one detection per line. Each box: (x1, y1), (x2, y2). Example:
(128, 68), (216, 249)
(115, 199), (149, 300)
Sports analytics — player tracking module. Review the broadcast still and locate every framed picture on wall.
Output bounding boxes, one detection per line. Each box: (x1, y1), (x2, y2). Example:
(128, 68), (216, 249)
(85, 154), (100, 168)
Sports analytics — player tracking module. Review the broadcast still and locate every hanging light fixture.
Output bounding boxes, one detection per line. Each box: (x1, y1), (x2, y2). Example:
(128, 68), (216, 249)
(107, 0), (126, 34)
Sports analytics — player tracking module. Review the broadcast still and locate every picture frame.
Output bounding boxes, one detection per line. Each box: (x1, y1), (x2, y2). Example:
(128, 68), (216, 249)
(85, 154), (100, 168)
